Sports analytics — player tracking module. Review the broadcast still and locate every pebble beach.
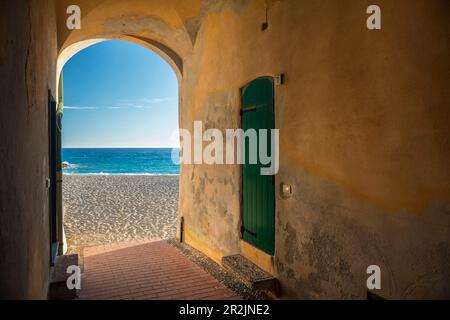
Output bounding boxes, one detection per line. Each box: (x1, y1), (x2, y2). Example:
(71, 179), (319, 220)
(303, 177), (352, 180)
(62, 175), (179, 252)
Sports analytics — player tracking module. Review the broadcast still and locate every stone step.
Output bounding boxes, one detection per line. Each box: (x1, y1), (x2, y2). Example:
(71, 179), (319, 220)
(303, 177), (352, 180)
(222, 254), (278, 296)
(48, 254), (79, 300)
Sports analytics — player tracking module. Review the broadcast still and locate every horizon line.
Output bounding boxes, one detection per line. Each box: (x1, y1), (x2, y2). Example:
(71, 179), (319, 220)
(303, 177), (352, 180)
(63, 146), (180, 149)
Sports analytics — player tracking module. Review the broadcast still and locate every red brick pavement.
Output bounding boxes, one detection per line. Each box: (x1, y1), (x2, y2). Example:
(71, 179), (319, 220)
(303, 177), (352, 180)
(78, 240), (241, 300)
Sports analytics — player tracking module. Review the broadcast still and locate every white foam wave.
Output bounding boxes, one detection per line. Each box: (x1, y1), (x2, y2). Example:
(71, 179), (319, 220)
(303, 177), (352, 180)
(63, 173), (180, 176)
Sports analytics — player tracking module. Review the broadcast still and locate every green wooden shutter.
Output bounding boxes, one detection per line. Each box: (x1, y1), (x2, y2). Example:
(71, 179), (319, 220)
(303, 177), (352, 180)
(241, 77), (275, 255)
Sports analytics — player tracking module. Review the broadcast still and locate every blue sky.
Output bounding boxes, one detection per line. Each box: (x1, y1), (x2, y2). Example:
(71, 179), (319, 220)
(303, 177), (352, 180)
(62, 40), (179, 148)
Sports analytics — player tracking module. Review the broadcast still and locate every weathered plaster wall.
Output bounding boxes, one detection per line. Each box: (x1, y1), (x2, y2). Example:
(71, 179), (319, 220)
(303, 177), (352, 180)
(180, 0), (450, 299)
(0, 0), (57, 299)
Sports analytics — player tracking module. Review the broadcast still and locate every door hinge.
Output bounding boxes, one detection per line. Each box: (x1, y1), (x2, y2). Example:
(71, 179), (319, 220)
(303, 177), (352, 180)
(240, 106), (258, 116)
(274, 74), (285, 86)
(241, 225), (257, 238)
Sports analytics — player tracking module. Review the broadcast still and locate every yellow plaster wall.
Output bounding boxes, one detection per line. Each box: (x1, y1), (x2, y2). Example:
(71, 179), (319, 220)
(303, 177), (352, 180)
(180, 0), (450, 299)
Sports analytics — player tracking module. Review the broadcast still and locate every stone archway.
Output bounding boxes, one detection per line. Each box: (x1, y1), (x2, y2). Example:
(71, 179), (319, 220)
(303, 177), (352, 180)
(55, 0), (198, 123)
(54, 0), (196, 253)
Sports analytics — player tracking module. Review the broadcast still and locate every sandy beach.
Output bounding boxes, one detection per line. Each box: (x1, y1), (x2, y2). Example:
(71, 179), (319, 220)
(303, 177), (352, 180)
(63, 175), (179, 252)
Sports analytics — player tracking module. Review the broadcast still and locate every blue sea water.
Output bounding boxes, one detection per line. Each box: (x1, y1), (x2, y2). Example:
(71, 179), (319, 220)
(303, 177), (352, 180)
(62, 148), (180, 175)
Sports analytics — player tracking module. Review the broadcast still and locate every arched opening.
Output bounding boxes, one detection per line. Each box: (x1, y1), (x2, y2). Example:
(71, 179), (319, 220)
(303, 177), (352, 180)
(57, 39), (181, 255)
(56, 36), (184, 99)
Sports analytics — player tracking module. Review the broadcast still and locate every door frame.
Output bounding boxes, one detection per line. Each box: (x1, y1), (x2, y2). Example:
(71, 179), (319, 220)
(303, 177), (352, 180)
(48, 90), (59, 265)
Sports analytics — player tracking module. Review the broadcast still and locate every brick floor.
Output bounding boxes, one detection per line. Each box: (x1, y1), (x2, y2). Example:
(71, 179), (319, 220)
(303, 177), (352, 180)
(78, 240), (241, 300)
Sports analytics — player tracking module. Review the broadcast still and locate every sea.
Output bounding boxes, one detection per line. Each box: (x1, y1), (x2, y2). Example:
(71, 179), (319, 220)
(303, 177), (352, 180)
(62, 148), (180, 175)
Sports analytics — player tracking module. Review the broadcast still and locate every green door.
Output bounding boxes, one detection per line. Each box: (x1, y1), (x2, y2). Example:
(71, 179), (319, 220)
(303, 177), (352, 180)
(241, 77), (275, 255)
